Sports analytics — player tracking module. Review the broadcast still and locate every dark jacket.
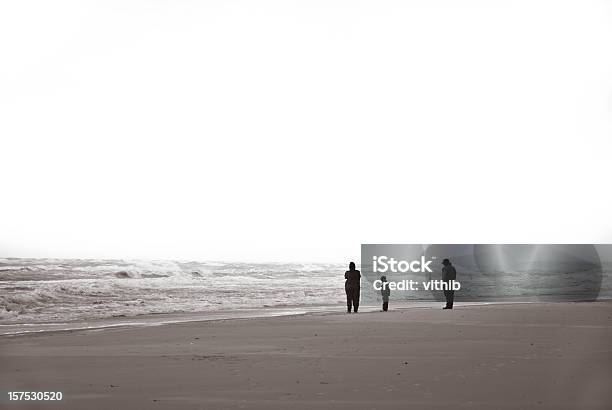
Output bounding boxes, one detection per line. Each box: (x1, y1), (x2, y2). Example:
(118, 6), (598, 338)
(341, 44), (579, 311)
(345, 270), (361, 290)
(442, 264), (457, 282)
(381, 282), (390, 302)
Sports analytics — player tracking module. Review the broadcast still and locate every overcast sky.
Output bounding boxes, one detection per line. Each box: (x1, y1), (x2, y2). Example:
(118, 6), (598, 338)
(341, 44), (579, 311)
(1, 0), (611, 262)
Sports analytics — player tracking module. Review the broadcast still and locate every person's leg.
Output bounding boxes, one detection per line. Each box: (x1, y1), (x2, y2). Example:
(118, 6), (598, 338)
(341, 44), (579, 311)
(346, 290), (352, 313)
(444, 289), (454, 309)
(353, 289), (360, 312)
(383, 301), (388, 311)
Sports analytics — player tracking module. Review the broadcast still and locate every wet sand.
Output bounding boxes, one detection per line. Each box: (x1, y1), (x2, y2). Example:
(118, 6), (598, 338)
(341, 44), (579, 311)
(1, 302), (611, 409)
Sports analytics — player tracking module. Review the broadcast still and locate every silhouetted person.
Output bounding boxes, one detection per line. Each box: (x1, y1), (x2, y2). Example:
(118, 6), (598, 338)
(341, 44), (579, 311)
(442, 258), (456, 309)
(345, 262), (361, 313)
(380, 275), (390, 311)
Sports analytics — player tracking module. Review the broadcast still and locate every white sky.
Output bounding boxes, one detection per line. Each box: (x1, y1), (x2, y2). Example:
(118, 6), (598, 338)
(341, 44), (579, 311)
(1, 0), (611, 262)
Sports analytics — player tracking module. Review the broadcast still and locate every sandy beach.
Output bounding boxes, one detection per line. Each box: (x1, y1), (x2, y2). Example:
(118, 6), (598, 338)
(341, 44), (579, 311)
(1, 301), (611, 409)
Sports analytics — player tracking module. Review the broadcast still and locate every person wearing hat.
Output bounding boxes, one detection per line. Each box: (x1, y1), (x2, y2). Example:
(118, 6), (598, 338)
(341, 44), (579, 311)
(441, 258), (457, 309)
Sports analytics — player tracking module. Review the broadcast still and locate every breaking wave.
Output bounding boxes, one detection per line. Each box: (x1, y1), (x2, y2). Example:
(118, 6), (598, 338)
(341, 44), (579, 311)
(0, 259), (346, 324)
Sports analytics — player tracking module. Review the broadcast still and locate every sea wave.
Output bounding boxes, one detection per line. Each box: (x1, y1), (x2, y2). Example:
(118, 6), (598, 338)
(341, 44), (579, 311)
(0, 259), (347, 324)
(2, 258), (611, 325)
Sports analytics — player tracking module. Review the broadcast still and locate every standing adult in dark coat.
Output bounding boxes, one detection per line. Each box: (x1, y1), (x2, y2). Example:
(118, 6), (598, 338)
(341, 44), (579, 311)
(442, 258), (457, 309)
(345, 262), (361, 313)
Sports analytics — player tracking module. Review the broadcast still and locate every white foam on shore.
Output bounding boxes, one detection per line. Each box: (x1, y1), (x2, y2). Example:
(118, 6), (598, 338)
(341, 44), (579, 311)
(0, 301), (541, 337)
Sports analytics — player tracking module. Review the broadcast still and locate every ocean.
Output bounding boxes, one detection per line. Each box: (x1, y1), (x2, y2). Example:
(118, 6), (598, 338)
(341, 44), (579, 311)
(2, 257), (611, 335)
(0, 259), (348, 327)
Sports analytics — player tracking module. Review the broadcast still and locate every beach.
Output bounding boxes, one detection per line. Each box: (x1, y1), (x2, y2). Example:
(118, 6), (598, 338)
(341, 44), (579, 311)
(1, 301), (611, 409)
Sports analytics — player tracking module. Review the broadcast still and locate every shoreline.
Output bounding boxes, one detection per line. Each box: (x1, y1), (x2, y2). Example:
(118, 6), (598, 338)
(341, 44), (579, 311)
(1, 299), (604, 337)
